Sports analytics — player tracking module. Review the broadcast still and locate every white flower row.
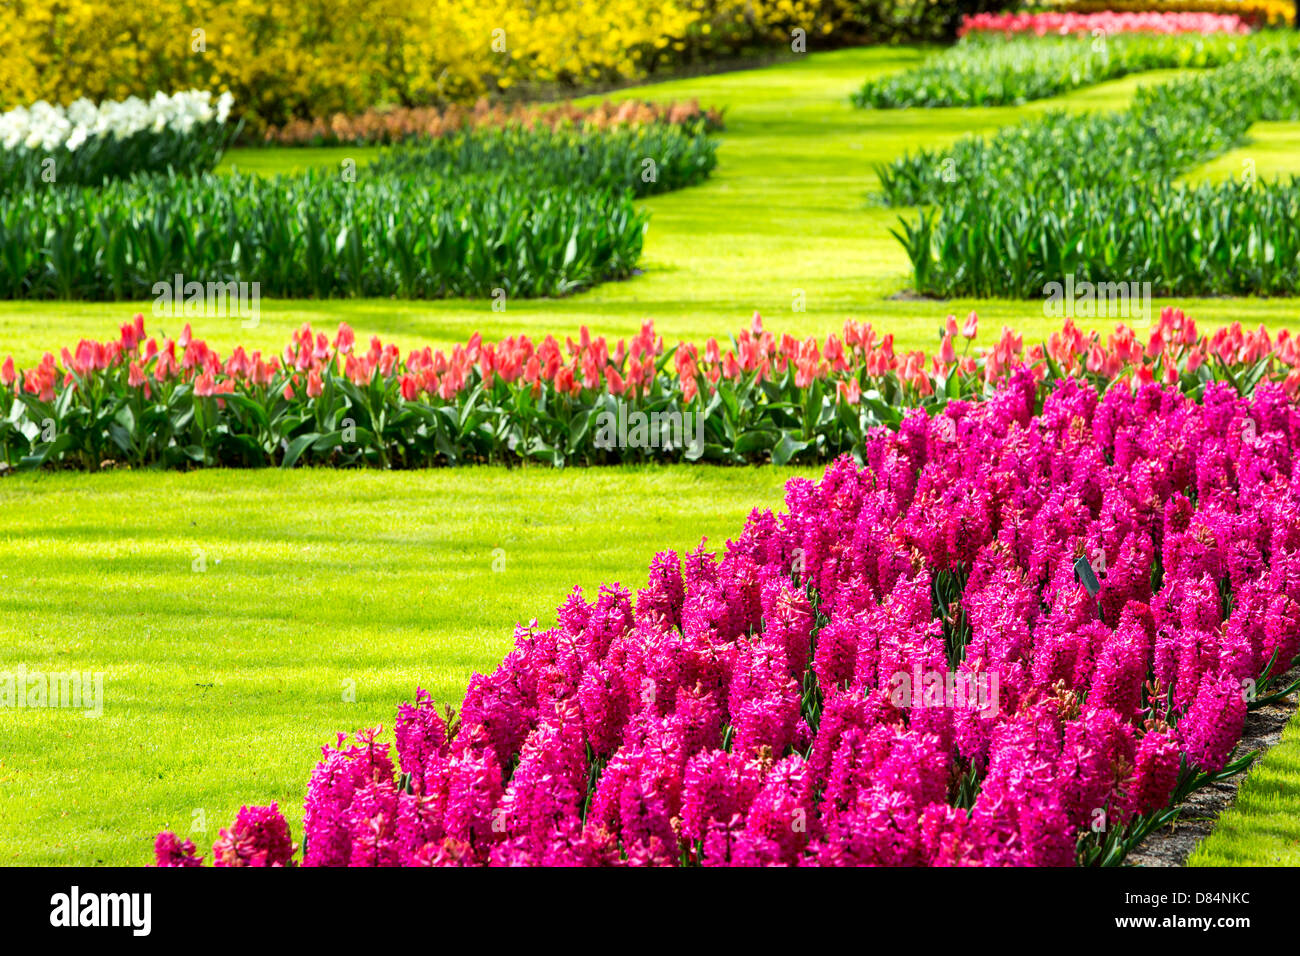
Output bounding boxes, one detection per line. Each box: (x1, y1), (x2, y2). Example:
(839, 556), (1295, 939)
(0, 90), (235, 153)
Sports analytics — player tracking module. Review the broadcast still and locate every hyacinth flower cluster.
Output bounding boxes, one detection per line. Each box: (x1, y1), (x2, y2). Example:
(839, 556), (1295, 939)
(5, 308), (1300, 472)
(155, 802), (296, 867)
(155, 372), (1300, 866)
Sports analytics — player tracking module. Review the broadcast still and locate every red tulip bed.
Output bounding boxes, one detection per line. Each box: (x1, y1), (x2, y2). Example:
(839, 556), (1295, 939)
(3, 308), (1300, 471)
(958, 11), (1252, 36)
(148, 310), (1300, 866)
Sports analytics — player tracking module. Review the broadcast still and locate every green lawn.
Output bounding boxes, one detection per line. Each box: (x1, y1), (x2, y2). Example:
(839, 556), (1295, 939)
(1189, 711), (1300, 866)
(0, 466), (812, 865)
(2, 49), (1299, 366)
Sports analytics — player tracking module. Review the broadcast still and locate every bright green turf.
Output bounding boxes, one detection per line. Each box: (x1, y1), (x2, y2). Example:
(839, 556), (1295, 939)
(1188, 702), (1300, 866)
(0, 466), (813, 865)
(222, 145), (384, 176)
(2, 50), (1299, 367)
(1184, 121), (1300, 186)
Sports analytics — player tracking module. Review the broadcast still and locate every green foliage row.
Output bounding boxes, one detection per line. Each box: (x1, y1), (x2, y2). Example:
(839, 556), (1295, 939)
(0, 170), (648, 300)
(0, 119), (239, 196)
(0, 118), (732, 301)
(366, 122), (718, 197)
(877, 47), (1300, 206)
(895, 178), (1300, 298)
(882, 47), (1300, 297)
(853, 30), (1269, 109)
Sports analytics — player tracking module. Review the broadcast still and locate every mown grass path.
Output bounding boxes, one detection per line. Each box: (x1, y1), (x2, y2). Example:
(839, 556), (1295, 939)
(0, 467), (812, 864)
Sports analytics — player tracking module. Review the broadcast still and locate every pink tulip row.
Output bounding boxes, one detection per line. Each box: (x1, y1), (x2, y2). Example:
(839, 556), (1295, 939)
(959, 11), (1252, 36)
(155, 368), (1300, 865)
(6, 308), (1300, 412)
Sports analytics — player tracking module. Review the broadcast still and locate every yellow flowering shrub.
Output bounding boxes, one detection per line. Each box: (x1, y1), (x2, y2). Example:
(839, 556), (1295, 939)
(0, 0), (412, 124)
(0, 0), (924, 125)
(400, 1), (703, 102)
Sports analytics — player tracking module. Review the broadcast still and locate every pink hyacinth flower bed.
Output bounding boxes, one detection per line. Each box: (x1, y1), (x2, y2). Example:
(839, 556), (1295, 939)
(959, 11), (1252, 36)
(156, 370), (1300, 866)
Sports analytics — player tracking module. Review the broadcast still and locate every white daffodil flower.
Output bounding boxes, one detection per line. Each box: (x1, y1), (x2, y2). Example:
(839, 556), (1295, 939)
(0, 90), (235, 153)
